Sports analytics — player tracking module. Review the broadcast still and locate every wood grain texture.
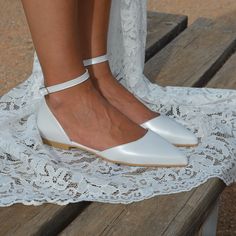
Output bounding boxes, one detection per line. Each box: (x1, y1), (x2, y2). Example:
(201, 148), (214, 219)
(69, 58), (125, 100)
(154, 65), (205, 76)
(0, 202), (90, 236)
(59, 190), (194, 236)
(59, 179), (225, 236)
(144, 18), (236, 87)
(206, 52), (236, 89)
(146, 11), (187, 61)
(162, 179), (225, 236)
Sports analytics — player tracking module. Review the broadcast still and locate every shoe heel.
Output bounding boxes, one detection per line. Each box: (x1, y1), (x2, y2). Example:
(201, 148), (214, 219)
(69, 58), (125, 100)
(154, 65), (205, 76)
(42, 138), (72, 150)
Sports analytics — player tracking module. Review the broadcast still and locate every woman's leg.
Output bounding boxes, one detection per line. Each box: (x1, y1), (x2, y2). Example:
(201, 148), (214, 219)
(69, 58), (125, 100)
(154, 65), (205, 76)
(21, 0), (145, 151)
(77, 0), (159, 125)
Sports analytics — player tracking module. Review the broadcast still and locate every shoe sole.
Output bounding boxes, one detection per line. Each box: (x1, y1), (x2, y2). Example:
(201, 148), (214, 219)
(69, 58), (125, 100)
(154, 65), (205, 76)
(42, 138), (188, 168)
(174, 143), (199, 148)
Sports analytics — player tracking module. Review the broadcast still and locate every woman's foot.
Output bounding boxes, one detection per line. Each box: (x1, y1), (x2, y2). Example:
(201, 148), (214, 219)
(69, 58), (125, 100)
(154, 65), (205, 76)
(45, 79), (147, 151)
(87, 61), (160, 125)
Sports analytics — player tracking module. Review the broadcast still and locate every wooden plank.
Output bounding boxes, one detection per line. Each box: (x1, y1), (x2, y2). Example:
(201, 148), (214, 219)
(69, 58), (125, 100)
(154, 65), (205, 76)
(162, 179), (225, 236)
(144, 18), (236, 87)
(146, 11), (188, 61)
(59, 17), (236, 236)
(206, 52), (236, 89)
(197, 200), (219, 236)
(0, 202), (90, 236)
(0, 11), (188, 236)
(59, 179), (225, 236)
(59, 190), (194, 236)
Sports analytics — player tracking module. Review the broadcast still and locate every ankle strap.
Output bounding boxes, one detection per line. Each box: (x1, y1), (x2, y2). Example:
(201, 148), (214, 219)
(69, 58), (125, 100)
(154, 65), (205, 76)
(83, 54), (108, 66)
(39, 69), (89, 96)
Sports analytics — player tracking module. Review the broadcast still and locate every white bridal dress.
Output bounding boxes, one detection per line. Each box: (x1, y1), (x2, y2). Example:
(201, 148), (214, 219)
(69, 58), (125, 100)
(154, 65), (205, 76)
(0, 0), (236, 206)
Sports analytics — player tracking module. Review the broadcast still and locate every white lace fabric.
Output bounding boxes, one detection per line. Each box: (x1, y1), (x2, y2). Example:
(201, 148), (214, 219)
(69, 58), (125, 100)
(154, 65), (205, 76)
(0, 0), (235, 206)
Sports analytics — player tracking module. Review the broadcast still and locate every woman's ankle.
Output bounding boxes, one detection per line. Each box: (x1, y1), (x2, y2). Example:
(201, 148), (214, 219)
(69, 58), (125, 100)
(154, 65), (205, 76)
(45, 79), (95, 106)
(43, 66), (87, 87)
(87, 61), (112, 79)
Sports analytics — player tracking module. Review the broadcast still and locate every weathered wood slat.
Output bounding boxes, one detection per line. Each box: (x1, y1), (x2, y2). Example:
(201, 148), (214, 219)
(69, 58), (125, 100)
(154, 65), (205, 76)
(59, 18), (236, 236)
(162, 179), (225, 236)
(206, 52), (236, 89)
(59, 190), (194, 236)
(144, 18), (236, 88)
(0, 202), (90, 236)
(146, 11), (187, 61)
(0, 11), (188, 236)
(59, 179), (225, 236)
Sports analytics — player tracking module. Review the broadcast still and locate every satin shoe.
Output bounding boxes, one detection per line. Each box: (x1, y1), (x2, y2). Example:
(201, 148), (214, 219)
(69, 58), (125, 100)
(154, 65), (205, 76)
(37, 69), (188, 167)
(83, 54), (198, 147)
(140, 115), (198, 147)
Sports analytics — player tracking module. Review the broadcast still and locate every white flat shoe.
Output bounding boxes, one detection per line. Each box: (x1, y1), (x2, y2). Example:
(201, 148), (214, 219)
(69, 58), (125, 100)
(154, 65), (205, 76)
(83, 54), (198, 147)
(37, 69), (188, 167)
(140, 115), (198, 147)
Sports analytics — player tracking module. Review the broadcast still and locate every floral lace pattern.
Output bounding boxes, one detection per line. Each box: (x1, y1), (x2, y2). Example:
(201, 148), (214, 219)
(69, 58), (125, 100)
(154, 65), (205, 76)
(0, 0), (235, 206)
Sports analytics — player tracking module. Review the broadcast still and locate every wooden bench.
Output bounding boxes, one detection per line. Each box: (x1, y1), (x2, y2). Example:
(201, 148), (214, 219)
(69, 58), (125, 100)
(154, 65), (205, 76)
(1, 11), (236, 236)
